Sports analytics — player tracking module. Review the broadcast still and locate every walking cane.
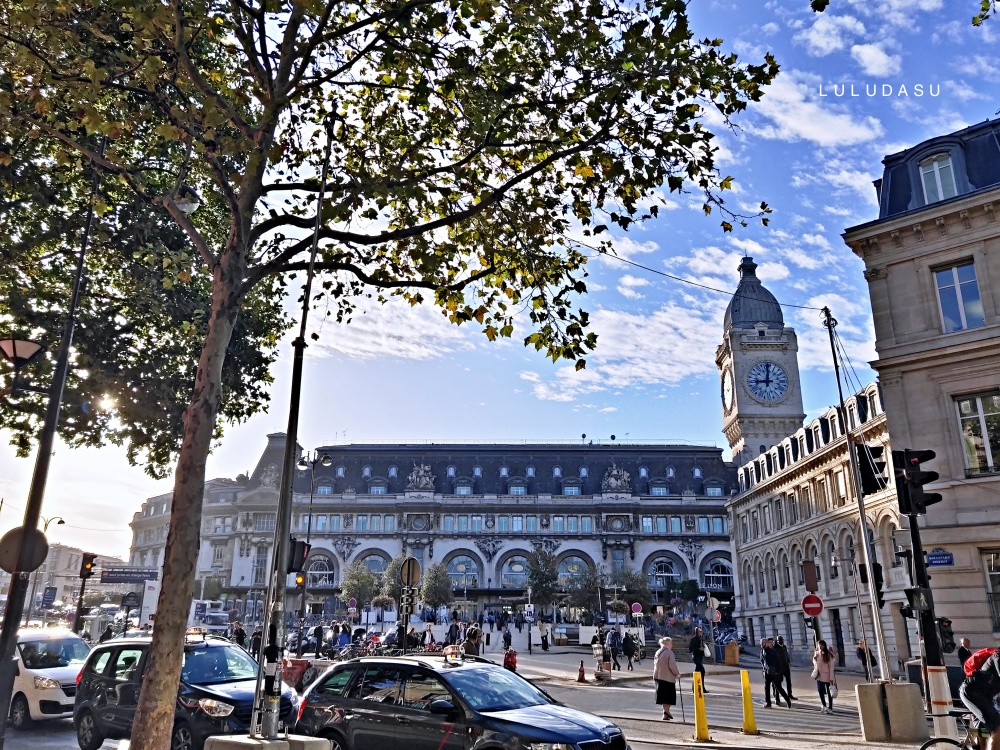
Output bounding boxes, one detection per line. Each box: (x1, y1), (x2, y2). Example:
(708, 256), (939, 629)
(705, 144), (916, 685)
(679, 675), (686, 723)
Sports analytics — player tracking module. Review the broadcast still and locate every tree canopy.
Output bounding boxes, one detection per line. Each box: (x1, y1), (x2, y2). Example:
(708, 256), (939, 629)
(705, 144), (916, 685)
(0, 1), (779, 747)
(420, 562), (453, 612)
(526, 549), (560, 609)
(339, 561), (379, 606)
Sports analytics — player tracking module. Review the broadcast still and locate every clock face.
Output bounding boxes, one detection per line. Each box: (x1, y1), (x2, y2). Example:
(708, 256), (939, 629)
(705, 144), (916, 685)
(746, 361), (789, 401)
(722, 369), (735, 411)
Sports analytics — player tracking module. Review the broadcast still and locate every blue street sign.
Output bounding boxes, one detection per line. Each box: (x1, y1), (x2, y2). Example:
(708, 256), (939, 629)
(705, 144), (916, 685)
(927, 548), (954, 567)
(41, 587), (57, 609)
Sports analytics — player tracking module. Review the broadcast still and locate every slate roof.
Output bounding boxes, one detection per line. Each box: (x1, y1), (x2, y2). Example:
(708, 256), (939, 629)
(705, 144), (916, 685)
(723, 256), (784, 331)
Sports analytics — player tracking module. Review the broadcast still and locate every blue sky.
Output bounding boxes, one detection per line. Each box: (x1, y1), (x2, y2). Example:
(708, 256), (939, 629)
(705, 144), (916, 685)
(1, 0), (998, 558)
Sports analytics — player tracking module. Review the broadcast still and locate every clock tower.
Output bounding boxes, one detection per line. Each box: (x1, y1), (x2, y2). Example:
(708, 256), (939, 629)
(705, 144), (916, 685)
(716, 256), (805, 467)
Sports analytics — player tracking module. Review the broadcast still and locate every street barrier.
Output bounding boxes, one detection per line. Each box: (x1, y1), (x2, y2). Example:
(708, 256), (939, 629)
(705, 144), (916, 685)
(927, 666), (959, 740)
(693, 672), (710, 742)
(740, 669), (758, 735)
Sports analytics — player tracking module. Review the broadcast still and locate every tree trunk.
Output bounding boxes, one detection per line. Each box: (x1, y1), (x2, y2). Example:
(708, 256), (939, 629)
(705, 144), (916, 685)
(129, 247), (245, 750)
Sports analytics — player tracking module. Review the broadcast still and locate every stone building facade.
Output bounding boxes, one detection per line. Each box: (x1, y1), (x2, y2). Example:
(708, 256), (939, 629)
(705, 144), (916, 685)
(844, 119), (1000, 647)
(132, 435), (738, 621)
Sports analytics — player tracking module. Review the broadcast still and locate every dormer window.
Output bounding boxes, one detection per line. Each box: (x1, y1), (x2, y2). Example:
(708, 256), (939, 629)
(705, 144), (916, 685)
(579, 466), (588, 478)
(553, 466), (562, 477)
(920, 153), (957, 204)
(336, 466), (345, 477)
(666, 466), (675, 479)
(500, 466), (509, 477)
(639, 466), (648, 479)
(526, 465), (535, 477)
(362, 465), (372, 478)
(693, 467), (702, 478)
(388, 465), (397, 478)
(447, 465), (456, 478)
(473, 465), (482, 477)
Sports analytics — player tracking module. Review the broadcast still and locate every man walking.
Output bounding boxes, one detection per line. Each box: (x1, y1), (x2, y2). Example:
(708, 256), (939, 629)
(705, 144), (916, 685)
(313, 621), (325, 658)
(689, 626), (709, 692)
(762, 637), (791, 708)
(776, 636), (795, 699)
(958, 637), (974, 667)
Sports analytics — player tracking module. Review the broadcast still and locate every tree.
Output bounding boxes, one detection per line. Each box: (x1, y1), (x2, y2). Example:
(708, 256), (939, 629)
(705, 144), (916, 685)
(563, 568), (607, 619)
(610, 569), (653, 615)
(380, 555), (406, 604)
(526, 550), (560, 612)
(420, 562), (453, 614)
(678, 579), (702, 604)
(339, 562), (378, 609)
(0, 2), (778, 746)
(202, 578), (223, 601)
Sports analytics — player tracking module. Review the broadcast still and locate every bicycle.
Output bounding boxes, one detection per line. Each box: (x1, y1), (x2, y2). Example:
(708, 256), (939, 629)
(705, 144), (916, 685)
(921, 711), (992, 750)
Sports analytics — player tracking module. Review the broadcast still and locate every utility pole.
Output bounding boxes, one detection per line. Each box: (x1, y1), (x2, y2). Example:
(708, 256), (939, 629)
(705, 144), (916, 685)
(822, 307), (890, 681)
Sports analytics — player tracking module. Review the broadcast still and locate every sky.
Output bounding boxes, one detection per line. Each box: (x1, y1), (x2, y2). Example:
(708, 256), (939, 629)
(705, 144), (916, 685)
(1, 0), (998, 559)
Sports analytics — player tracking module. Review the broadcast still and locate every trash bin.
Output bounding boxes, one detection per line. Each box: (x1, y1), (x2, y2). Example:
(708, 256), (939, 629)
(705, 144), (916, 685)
(724, 641), (740, 666)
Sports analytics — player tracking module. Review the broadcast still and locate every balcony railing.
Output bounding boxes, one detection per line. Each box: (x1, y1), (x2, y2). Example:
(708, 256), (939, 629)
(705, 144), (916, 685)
(988, 593), (1000, 631)
(966, 465), (999, 478)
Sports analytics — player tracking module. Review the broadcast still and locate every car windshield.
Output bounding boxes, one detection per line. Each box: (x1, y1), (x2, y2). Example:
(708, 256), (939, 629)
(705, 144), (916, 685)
(181, 644), (258, 685)
(204, 613), (230, 626)
(445, 667), (551, 712)
(18, 638), (90, 670)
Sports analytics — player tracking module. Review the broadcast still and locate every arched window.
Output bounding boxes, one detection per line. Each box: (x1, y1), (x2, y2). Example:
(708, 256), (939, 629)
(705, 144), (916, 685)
(447, 555), (479, 587)
(826, 539), (838, 579)
(500, 466), (509, 477)
(648, 558), (681, 590)
(362, 465), (372, 477)
(446, 465), (456, 477)
(500, 556), (529, 588)
(336, 466), (345, 477)
(702, 559), (732, 590)
(666, 466), (675, 479)
(388, 465), (397, 478)
(920, 153), (957, 203)
(557, 555), (588, 581)
(526, 465), (535, 477)
(553, 466), (562, 478)
(473, 465), (482, 477)
(693, 466), (702, 478)
(307, 558), (335, 588)
(579, 466), (588, 478)
(360, 554), (388, 577)
(639, 466), (648, 479)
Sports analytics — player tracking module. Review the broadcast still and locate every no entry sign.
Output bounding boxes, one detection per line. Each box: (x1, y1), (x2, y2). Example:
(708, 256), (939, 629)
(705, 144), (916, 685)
(801, 593), (824, 618)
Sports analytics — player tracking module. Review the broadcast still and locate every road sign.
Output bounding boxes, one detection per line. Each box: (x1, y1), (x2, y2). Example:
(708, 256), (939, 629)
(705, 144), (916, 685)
(708, 597), (720, 610)
(101, 567), (159, 583)
(41, 587), (58, 608)
(400, 556), (422, 586)
(927, 548), (954, 567)
(801, 594), (824, 618)
(0, 526), (48, 574)
(348, 598), (358, 609)
(713, 609), (722, 623)
(121, 592), (141, 609)
(348, 607), (357, 614)
(705, 607), (718, 622)
(631, 602), (642, 614)
(525, 604), (535, 620)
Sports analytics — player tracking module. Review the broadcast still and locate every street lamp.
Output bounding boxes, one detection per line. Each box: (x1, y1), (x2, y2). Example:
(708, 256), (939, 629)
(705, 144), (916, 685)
(829, 548), (876, 683)
(294, 450), (331, 655)
(24, 516), (65, 625)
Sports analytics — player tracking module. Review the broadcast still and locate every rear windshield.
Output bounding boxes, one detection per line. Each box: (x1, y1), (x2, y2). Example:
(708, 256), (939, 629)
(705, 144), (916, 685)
(444, 667), (550, 712)
(18, 638), (91, 670)
(181, 644), (257, 685)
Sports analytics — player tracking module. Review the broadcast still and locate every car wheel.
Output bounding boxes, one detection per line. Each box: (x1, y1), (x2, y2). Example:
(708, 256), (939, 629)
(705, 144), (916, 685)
(170, 721), (196, 750)
(9, 694), (32, 730)
(320, 730), (348, 750)
(76, 710), (105, 750)
(301, 666), (320, 688)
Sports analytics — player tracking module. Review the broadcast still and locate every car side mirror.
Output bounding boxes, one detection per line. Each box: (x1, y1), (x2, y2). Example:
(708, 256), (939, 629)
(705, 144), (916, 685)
(428, 699), (455, 715)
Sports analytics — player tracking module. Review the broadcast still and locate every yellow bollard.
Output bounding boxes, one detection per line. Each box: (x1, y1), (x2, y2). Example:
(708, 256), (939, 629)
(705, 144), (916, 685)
(692, 671), (710, 742)
(740, 669), (758, 735)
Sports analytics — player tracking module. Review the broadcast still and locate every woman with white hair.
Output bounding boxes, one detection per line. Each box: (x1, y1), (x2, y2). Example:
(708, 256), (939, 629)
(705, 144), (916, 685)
(653, 636), (680, 720)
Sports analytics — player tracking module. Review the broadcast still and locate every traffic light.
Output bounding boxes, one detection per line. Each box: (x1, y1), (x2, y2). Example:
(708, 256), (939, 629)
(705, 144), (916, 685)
(936, 617), (956, 653)
(80, 553), (97, 579)
(904, 450), (942, 514)
(855, 443), (888, 495)
(287, 537), (311, 574)
(871, 563), (885, 609)
(892, 451), (912, 514)
(294, 572), (305, 588)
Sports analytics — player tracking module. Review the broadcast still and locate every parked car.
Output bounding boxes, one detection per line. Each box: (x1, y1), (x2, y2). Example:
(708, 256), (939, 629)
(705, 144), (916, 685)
(294, 647), (630, 750)
(73, 630), (295, 750)
(9, 628), (91, 728)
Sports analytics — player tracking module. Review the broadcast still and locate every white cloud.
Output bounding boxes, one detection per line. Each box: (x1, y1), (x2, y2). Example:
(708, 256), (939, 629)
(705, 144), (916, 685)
(850, 44), (902, 77)
(761, 22), (780, 35)
(617, 274), (651, 299)
(752, 72), (884, 147)
(598, 406), (617, 413)
(794, 15), (866, 56)
(953, 56), (1000, 81)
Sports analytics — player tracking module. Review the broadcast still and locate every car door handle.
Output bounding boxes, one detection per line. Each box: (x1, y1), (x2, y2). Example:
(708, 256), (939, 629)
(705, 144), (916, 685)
(395, 717), (412, 725)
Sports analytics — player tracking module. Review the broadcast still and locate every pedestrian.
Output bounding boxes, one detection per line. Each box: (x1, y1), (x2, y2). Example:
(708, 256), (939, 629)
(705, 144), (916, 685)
(606, 627), (623, 670)
(232, 622), (247, 648)
(541, 621), (550, 651)
(313, 621), (325, 658)
(488, 612), (496, 632)
(653, 636), (680, 720)
(516, 613), (524, 633)
(622, 632), (637, 671)
(337, 623), (351, 649)
(812, 639), (837, 714)
(447, 618), (461, 646)
(423, 620), (433, 646)
(958, 637), (974, 667)
(775, 636), (795, 700)
(502, 624), (512, 651)
(856, 638), (876, 681)
(99, 625), (114, 643)
(462, 627), (482, 656)
(689, 626), (709, 692)
(250, 628), (262, 660)
(762, 637), (792, 708)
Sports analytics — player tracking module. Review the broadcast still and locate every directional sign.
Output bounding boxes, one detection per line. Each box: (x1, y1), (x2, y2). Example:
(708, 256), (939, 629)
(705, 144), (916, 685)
(801, 594), (824, 618)
(41, 587), (58, 609)
(631, 602), (642, 614)
(101, 567), (159, 583)
(400, 556), (422, 587)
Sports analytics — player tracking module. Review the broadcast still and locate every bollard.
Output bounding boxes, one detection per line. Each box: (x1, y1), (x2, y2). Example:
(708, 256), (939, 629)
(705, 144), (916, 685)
(927, 666), (959, 740)
(740, 669), (758, 735)
(692, 672), (710, 742)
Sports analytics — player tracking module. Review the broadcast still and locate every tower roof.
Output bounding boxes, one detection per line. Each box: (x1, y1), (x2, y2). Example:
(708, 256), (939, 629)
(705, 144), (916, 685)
(724, 256), (784, 331)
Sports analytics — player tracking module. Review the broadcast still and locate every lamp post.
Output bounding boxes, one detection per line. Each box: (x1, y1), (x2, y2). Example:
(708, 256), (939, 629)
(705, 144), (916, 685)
(24, 516), (65, 625)
(830, 550), (875, 683)
(294, 450), (331, 656)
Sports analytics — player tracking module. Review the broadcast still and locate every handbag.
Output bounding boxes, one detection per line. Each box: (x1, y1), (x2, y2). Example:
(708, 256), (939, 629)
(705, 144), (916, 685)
(810, 668), (819, 680)
(830, 681), (839, 699)
(703, 643), (712, 658)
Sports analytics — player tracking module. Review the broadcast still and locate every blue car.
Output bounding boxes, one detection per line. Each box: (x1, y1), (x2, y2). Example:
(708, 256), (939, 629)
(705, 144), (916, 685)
(73, 632), (294, 750)
(294, 648), (629, 750)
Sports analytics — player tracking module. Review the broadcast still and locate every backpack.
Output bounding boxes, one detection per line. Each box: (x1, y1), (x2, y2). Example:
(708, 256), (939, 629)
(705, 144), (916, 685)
(964, 648), (998, 677)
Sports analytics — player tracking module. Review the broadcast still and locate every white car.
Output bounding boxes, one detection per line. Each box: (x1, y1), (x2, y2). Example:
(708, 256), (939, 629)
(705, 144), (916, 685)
(9, 628), (90, 729)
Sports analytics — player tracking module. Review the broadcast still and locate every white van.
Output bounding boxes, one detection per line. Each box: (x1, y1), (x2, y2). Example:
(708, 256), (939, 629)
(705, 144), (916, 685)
(9, 628), (90, 728)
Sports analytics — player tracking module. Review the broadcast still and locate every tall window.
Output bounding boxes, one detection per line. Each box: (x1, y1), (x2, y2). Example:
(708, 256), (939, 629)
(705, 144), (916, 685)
(670, 516), (682, 533)
(957, 393), (1000, 475)
(444, 515), (456, 532)
(526, 515), (538, 532)
(920, 153), (957, 204)
(581, 516), (592, 532)
(501, 556), (529, 588)
(936, 262), (985, 334)
(511, 515), (524, 532)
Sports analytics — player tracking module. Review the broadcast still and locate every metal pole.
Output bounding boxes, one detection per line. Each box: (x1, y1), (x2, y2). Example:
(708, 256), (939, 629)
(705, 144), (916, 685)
(73, 578), (88, 634)
(822, 307), (891, 681)
(0, 141), (104, 750)
(297, 459), (315, 658)
(847, 556), (873, 682)
(251, 123), (333, 740)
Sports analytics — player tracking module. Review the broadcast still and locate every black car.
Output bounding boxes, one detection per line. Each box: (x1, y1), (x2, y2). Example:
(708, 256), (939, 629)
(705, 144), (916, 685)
(294, 649), (629, 750)
(73, 633), (295, 750)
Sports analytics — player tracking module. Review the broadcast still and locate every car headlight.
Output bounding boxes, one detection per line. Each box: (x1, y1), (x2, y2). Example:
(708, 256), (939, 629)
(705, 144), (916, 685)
(198, 698), (235, 717)
(34, 675), (61, 690)
(527, 744), (575, 750)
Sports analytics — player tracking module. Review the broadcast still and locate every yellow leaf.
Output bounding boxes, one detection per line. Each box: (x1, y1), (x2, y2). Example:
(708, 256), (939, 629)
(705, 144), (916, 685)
(177, 271), (192, 283)
(574, 164), (594, 178)
(0, 153), (11, 166)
